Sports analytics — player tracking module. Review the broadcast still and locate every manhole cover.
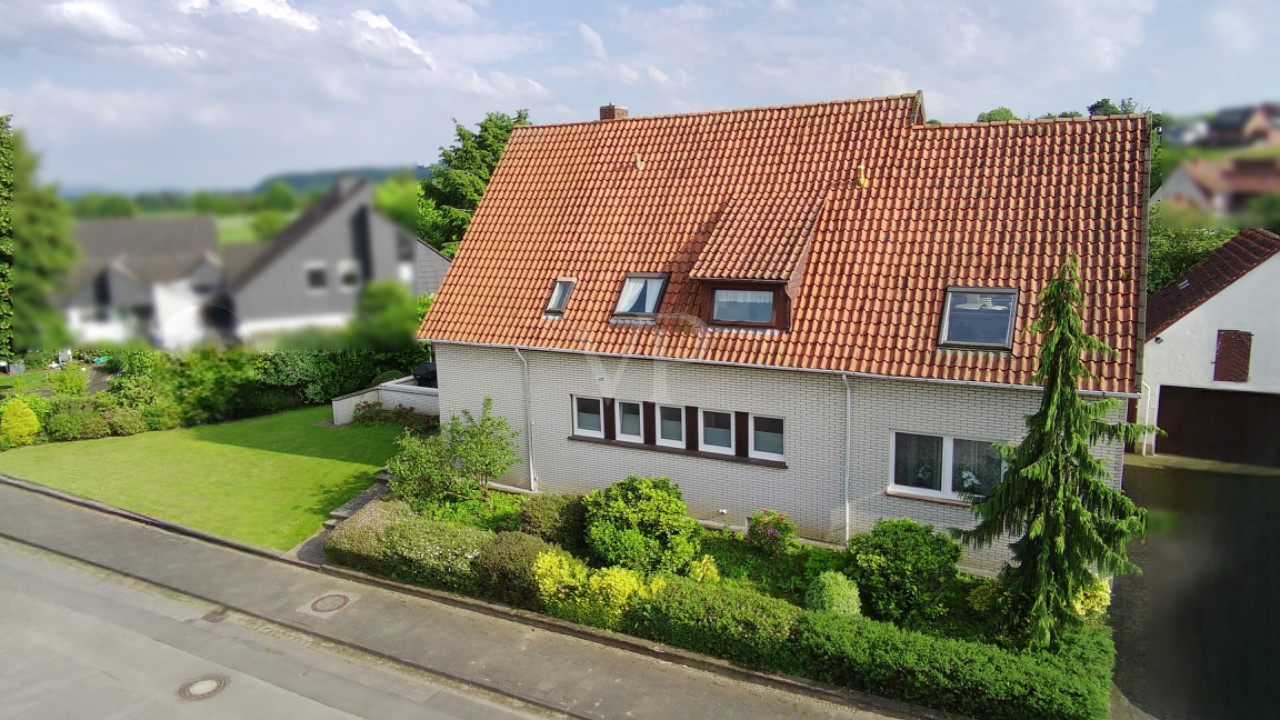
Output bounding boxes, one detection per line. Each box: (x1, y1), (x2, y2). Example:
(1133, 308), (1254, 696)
(296, 590), (360, 618)
(179, 675), (229, 700)
(310, 594), (350, 613)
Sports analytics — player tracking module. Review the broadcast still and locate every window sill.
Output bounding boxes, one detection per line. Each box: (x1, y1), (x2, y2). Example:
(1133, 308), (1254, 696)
(568, 434), (787, 469)
(884, 486), (972, 507)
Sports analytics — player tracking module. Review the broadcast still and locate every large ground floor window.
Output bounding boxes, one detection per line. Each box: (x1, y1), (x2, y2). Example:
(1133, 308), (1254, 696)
(891, 431), (1002, 500)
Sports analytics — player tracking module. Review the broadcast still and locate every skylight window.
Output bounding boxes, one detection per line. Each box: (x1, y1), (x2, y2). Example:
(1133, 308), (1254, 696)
(613, 275), (667, 317)
(940, 288), (1017, 348)
(545, 278), (575, 316)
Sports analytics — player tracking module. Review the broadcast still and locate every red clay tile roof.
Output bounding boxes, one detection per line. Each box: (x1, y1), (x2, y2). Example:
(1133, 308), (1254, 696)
(420, 94), (1150, 394)
(1146, 228), (1280, 338)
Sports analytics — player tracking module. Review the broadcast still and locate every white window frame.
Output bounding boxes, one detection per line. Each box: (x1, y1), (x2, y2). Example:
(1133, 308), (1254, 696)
(304, 261), (328, 294)
(889, 431), (1004, 501)
(656, 404), (685, 449)
(336, 259), (361, 292)
(749, 414), (786, 461)
(572, 395), (605, 439)
(615, 400), (644, 443)
(612, 274), (667, 317)
(939, 287), (1018, 349)
(700, 408), (735, 455)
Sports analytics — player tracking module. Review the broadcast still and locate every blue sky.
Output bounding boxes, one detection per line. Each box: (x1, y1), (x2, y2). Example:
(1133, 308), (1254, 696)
(1, 0), (1275, 192)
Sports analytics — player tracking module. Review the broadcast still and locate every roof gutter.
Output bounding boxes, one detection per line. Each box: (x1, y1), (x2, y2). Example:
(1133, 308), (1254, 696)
(426, 339), (1140, 399)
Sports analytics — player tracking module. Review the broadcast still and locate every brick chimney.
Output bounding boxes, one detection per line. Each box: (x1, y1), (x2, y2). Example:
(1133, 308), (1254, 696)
(599, 104), (629, 121)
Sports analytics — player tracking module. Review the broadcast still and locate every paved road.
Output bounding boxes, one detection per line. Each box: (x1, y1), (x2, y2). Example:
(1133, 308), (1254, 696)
(0, 538), (560, 720)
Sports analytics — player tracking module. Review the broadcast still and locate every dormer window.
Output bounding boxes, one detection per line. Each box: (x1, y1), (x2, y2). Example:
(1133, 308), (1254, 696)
(940, 288), (1017, 349)
(613, 274), (667, 317)
(712, 288), (774, 324)
(545, 278), (575, 316)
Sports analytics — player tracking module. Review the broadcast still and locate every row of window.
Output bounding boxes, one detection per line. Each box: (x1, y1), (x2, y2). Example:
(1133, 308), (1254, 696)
(571, 395), (786, 462)
(546, 276), (1019, 348)
(304, 260), (416, 293)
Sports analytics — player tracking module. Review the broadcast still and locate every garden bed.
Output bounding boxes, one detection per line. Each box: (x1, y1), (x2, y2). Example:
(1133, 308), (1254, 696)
(326, 484), (1116, 720)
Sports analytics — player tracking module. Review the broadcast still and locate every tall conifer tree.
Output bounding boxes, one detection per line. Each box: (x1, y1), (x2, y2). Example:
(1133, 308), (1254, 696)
(960, 257), (1150, 648)
(0, 116), (14, 360)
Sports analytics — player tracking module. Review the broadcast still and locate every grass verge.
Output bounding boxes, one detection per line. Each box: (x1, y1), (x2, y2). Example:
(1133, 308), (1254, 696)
(0, 406), (401, 550)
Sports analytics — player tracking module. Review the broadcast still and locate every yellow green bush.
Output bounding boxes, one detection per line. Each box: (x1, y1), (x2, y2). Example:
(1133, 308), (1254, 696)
(532, 549), (661, 631)
(1, 398), (40, 447)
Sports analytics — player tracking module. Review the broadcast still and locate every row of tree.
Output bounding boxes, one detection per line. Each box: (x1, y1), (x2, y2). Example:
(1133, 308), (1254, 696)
(72, 180), (314, 220)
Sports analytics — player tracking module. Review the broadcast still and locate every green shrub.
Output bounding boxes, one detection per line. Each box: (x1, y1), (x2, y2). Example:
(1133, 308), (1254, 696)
(806, 570), (860, 616)
(49, 367), (88, 396)
(746, 509), (797, 555)
(45, 410), (90, 441)
(532, 549), (655, 631)
(416, 491), (524, 532)
(623, 575), (803, 672)
(368, 369), (404, 387)
(79, 415), (111, 440)
(520, 493), (588, 554)
(22, 349), (57, 369)
(687, 554), (721, 583)
(92, 391), (122, 412)
(583, 476), (702, 574)
(847, 518), (960, 623)
(795, 611), (1110, 720)
(381, 516), (491, 594)
(323, 498), (415, 574)
(1, 399), (40, 447)
(142, 401), (183, 431)
(475, 531), (553, 609)
(15, 394), (53, 426)
(1072, 574), (1112, 622)
(386, 429), (467, 506)
(102, 407), (146, 436)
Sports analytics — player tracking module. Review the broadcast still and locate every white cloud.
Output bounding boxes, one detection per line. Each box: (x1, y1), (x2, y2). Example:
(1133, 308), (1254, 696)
(1206, 6), (1255, 54)
(48, 1), (144, 41)
(349, 10), (436, 69)
(578, 23), (607, 61)
(646, 64), (670, 85)
(215, 0), (318, 31)
(391, 0), (481, 28)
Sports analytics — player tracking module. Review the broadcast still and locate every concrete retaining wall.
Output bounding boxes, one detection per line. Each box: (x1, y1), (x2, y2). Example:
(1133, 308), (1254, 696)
(331, 377), (439, 426)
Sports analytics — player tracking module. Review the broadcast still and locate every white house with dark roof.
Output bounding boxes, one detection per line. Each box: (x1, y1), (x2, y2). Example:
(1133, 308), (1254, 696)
(418, 96), (1150, 572)
(1137, 228), (1280, 466)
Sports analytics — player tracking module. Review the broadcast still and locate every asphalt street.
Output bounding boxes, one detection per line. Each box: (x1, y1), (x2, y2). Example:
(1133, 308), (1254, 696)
(0, 538), (562, 720)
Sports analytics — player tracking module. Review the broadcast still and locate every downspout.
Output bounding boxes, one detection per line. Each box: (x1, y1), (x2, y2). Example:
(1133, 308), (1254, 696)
(513, 348), (537, 491)
(1141, 381), (1154, 456)
(841, 373), (852, 545)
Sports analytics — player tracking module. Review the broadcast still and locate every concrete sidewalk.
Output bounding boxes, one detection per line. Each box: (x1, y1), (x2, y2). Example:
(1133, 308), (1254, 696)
(0, 481), (908, 720)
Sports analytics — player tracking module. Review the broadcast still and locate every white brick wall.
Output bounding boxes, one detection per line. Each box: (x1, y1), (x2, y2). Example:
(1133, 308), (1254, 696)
(435, 344), (1128, 573)
(331, 380), (440, 426)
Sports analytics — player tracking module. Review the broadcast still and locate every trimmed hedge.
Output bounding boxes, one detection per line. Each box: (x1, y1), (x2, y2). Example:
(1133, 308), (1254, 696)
(623, 575), (804, 673)
(519, 493), (587, 554)
(323, 498), (415, 574)
(475, 531), (553, 609)
(583, 476), (702, 574)
(381, 516), (492, 595)
(795, 611), (1111, 720)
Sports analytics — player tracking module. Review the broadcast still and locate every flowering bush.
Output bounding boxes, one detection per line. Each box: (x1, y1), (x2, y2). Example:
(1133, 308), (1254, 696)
(352, 400), (439, 435)
(746, 509), (797, 555)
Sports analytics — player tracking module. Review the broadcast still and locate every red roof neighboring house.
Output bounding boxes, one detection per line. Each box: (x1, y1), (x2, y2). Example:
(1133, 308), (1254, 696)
(1153, 156), (1280, 216)
(421, 94), (1149, 395)
(1146, 228), (1280, 338)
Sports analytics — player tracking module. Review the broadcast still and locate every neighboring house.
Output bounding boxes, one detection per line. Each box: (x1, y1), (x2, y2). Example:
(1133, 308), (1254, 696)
(1137, 228), (1280, 467)
(1149, 156), (1280, 216)
(59, 216), (222, 348)
(1205, 104), (1280, 147)
(214, 176), (450, 343)
(419, 96), (1149, 572)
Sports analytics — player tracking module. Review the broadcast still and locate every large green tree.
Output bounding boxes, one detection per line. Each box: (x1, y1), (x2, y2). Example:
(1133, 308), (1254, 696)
(0, 116), (14, 359)
(72, 192), (138, 219)
(959, 258), (1149, 648)
(419, 110), (530, 257)
(373, 172), (422, 231)
(1147, 204), (1238, 292)
(975, 106), (1017, 122)
(256, 180), (298, 212)
(7, 129), (79, 352)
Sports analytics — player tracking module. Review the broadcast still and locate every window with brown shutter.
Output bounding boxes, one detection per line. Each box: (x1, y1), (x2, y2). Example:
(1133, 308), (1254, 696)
(1213, 330), (1252, 382)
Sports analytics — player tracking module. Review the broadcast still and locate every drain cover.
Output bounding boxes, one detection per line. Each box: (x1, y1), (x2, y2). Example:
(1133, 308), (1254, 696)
(179, 675), (228, 700)
(297, 591), (360, 618)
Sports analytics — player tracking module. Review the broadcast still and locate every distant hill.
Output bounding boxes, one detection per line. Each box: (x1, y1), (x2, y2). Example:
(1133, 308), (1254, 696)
(251, 165), (436, 195)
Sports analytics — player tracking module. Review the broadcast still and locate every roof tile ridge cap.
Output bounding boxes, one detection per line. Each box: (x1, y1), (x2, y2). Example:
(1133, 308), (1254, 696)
(517, 94), (920, 130)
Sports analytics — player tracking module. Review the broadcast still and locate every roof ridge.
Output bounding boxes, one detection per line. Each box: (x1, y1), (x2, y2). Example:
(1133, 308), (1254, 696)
(514, 94), (921, 133)
(931, 114), (1149, 130)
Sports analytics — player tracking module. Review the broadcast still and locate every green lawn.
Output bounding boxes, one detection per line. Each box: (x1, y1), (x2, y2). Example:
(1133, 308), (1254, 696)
(217, 211), (300, 245)
(0, 370), (54, 395)
(0, 406), (404, 550)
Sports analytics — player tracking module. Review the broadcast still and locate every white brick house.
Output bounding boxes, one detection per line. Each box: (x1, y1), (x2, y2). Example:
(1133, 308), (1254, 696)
(420, 96), (1149, 572)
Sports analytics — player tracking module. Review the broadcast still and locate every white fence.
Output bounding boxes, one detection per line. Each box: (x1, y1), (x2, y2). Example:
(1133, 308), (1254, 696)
(331, 377), (439, 426)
